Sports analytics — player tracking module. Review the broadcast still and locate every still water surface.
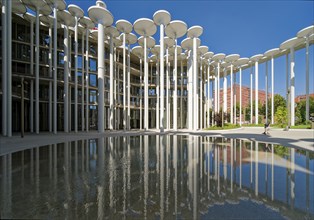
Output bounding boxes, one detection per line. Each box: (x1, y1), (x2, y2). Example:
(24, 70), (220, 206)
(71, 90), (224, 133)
(0, 135), (313, 219)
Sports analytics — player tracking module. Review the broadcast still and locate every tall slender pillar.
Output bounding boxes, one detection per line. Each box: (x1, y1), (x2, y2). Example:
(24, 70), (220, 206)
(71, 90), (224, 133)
(156, 61), (160, 129)
(223, 68), (227, 113)
(250, 65), (253, 124)
(250, 54), (263, 125)
(6, 0), (12, 136)
(265, 61), (268, 123)
(173, 40), (178, 130)
(180, 60), (183, 128)
(2, 0), (7, 136)
(35, 8), (40, 134)
(127, 43), (131, 130)
(48, 27), (52, 133)
(53, 7), (58, 134)
(239, 67), (242, 126)
(64, 25), (69, 132)
(81, 32), (85, 131)
(230, 66), (234, 123)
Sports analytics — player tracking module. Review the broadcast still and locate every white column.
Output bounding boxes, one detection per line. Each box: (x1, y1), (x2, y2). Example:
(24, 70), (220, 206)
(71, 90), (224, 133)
(140, 58), (143, 130)
(290, 47), (295, 126)
(53, 7), (58, 134)
(35, 8), (40, 134)
(230, 64), (234, 124)
(1, 0), (7, 136)
(30, 21), (34, 133)
(255, 61), (259, 124)
(109, 36), (114, 130)
(271, 57), (274, 124)
(305, 38), (310, 121)
(144, 37), (148, 130)
(85, 29), (89, 132)
(250, 66), (253, 124)
(180, 60), (183, 128)
(200, 61), (203, 129)
(123, 33), (126, 130)
(81, 32), (85, 131)
(64, 26), (69, 132)
(127, 44), (131, 130)
(217, 62), (220, 112)
(265, 61), (268, 123)
(207, 63), (210, 127)
(7, 0), (12, 136)
(74, 16), (78, 132)
(187, 52), (193, 129)
(160, 24), (165, 132)
(286, 54), (289, 125)
(214, 67), (217, 113)
(48, 27), (52, 133)
(173, 40), (178, 130)
(156, 61), (160, 129)
(166, 47), (169, 129)
(98, 24), (105, 132)
(223, 69), (227, 113)
(239, 67), (242, 126)
(193, 38), (198, 130)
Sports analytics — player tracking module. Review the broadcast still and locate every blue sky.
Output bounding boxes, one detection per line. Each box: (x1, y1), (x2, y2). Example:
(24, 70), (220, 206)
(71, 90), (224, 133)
(66, 0), (313, 97)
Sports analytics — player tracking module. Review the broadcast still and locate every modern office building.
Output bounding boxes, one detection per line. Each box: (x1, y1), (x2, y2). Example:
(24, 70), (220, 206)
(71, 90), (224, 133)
(1, 0), (313, 136)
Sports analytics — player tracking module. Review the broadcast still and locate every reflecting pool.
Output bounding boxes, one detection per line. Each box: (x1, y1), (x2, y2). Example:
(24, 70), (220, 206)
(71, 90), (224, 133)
(0, 135), (313, 219)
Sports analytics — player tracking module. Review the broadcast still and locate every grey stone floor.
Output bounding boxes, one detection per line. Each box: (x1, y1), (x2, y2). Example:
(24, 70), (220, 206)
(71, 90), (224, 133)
(1, 127), (313, 156)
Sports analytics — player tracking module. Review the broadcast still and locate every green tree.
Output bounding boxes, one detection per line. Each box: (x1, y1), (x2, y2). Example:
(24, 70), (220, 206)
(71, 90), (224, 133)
(295, 97), (314, 123)
(275, 106), (288, 128)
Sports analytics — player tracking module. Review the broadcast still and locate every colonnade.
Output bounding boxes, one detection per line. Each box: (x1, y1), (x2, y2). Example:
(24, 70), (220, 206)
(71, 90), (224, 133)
(1, 0), (313, 136)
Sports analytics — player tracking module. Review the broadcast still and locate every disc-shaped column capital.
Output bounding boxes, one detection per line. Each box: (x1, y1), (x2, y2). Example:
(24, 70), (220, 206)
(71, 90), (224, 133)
(24, 12), (36, 23)
(264, 48), (280, 58)
(165, 20), (187, 39)
(204, 51), (214, 60)
(181, 37), (200, 50)
(104, 26), (119, 37)
(58, 10), (75, 27)
(22, 0), (52, 15)
(297, 25), (314, 38)
(169, 45), (182, 55)
(164, 37), (175, 48)
(280, 37), (304, 50)
(198, 45), (208, 56)
(12, 0), (27, 14)
(88, 3), (113, 27)
(138, 36), (156, 48)
(132, 45), (144, 59)
(68, 4), (84, 19)
(225, 54), (240, 63)
(179, 53), (187, 61)
(250, 54), (263, 62)
(134, 18), (157, 37)
(125, 33), (137, 45)
(234, 57), (249, 67)
(153, 10), (171, 26)
(151, 45), (161, 56)
(187, 26), (203, 38)
(80, 16), (95, 29)
(116, 19), (133, 34)
(212, 53), (225, 62)
(45, 0), (66, 10)
(40, 14), (61, 28)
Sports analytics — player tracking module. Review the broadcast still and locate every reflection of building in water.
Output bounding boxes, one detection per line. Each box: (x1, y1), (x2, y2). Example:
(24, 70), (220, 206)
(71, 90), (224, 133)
(0, 136), (313, 219)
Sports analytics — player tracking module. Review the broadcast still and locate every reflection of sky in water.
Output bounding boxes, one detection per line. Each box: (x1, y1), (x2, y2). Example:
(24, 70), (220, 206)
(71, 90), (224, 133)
(0, 135), (313, 219)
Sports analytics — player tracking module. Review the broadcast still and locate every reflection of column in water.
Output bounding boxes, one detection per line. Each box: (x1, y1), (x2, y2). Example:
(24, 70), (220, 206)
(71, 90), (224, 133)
(271, 144), (274, 201)
(160, 135), (165, 219)
(109, 137), (114, 209)
(223, 141), (227, 180)
(250, 141), (253, 188)
(166, 135), (170, 211)
(173, 135), (178, 215)
(240, 140), (242, 189)
(156, 135), (160, 193)
(306, 151), (309, 214)
(21, 151), (25, 189)
(290, 148), (295, 209)
(127, 136), (131, 209)
(8, 154), (12, 217)
(188, 136), (193, 198)
(81, 140), (84, 172)
(214, 142), (217, 181)
(49, 145), (52, 179)
(199, 136), (203, 194)
(36, 147), (39, 197)
(207, 138), (210, 194)
(217, 144), (220, 195)
(1, 155), (7, 216)
(265, 144), (268, 195)
(122, 136), (126, 215)
(85, 140), (89, 172)
(53, 144), (57, 190)
(97, 137), (105, 220)
(64, 142), (70, 218)
(144, 135), (149, 218)
(30, 148), (34, 183)
(231, 139), (233, 193)
(193, 136), (199, 220)
(255, 141), (258, 196)
(75, 141), (78, 175)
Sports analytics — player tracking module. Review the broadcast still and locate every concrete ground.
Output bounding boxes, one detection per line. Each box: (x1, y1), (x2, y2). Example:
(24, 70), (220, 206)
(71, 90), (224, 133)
(0, 127), (313, 156)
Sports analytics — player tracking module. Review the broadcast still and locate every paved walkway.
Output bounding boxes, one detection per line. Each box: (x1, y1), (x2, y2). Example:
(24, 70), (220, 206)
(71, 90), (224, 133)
(0, 127), (313, 156)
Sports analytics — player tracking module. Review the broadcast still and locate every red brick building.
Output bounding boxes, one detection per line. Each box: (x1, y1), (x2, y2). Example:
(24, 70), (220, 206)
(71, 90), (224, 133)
(215, 84), (271, 111)
(295, 94), (314, 103)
